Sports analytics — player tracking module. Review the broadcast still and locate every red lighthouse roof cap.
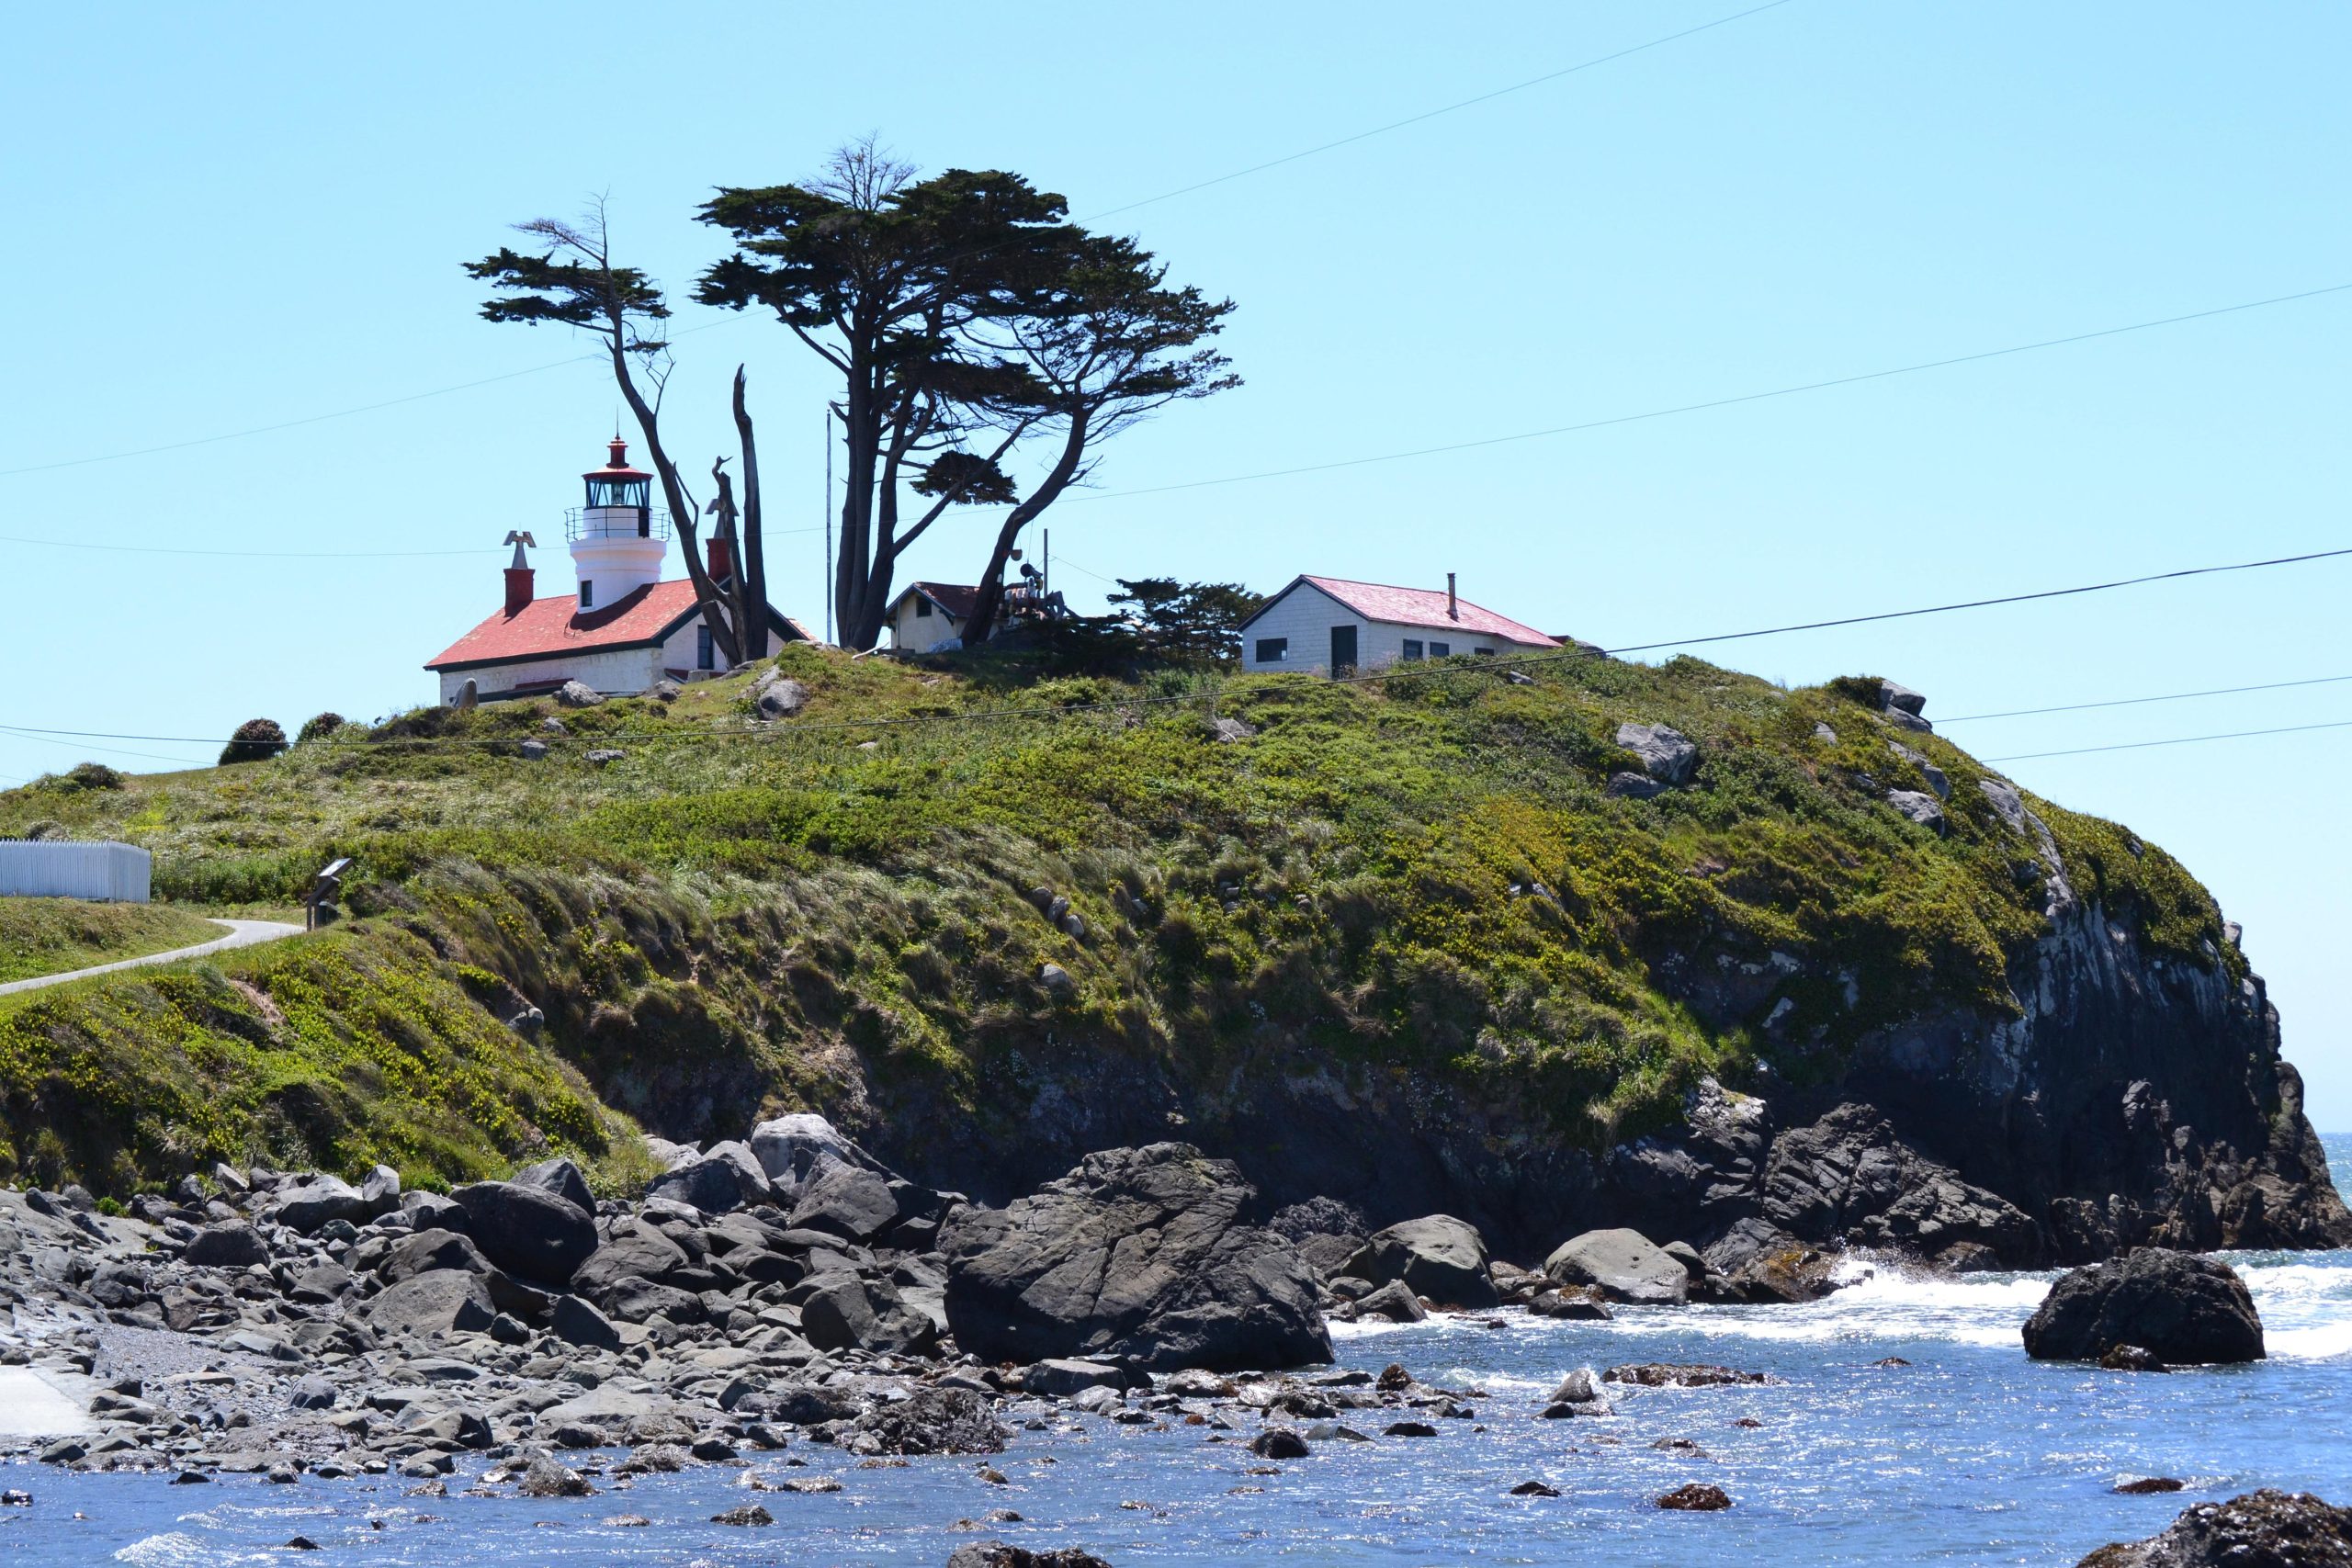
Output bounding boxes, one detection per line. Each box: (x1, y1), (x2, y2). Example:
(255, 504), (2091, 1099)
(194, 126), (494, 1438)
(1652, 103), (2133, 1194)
(584, 435), (650, 481)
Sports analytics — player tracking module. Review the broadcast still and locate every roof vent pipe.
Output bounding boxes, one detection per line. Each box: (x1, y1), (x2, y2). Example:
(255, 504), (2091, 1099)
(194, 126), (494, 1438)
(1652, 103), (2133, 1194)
(1447, 571), (1458, 620)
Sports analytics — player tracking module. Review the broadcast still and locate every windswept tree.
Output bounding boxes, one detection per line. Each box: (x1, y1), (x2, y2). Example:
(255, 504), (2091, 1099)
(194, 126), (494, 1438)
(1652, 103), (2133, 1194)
(954, 235), (1238, 646)
(698, 141), (1236, 651)
(1105, 577), (1262, 665)
(464, 204), (769, 662)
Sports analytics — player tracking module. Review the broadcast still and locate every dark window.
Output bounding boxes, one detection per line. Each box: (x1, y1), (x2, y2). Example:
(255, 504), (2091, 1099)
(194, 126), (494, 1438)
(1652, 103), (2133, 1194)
(1329, 624), (1358, 672)
(580, 580), (595, 610)
(1429, 640), (1449, 658)
(696, 626), (714, 671)
(1472, 648), (1494, 658)
(1255, 637), (1288, 663)
(1401, 639), (1423, 661)
(915, 597), (933, 618)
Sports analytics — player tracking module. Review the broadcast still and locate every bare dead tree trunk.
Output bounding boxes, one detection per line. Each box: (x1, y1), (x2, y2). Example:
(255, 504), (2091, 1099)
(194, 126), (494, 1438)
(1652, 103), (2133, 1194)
(732, 367), (769, 660)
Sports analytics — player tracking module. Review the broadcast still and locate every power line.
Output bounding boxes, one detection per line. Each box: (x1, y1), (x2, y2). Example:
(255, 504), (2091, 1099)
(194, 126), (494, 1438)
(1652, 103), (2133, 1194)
(1088, 1), (1799, 220)
(0, 13), (1789, 490)
(1984, 717), (2352, 763)
(1598, 545), (2352, 655)
(1939, 672), (2352, 724)
(1074, 280), (2352, 503)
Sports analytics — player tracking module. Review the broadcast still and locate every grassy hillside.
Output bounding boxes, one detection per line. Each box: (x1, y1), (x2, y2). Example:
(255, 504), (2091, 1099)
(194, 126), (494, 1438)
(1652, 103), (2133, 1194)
(0, 643), (2227, 1196)
(0, 898), (223, 985)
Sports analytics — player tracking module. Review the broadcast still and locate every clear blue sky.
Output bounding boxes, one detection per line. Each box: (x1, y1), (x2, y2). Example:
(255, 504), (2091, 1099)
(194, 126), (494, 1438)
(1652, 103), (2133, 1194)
(6, 3), (2348, 1121)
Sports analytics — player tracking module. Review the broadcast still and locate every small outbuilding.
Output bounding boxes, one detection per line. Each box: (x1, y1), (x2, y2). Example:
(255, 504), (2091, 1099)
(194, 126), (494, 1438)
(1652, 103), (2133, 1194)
(1237, 574), (1557, 675)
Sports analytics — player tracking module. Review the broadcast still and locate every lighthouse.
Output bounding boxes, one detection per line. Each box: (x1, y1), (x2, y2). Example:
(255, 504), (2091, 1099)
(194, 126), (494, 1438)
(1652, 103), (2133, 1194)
(567, 436), (668, 612)
(422, 434), (812, 705)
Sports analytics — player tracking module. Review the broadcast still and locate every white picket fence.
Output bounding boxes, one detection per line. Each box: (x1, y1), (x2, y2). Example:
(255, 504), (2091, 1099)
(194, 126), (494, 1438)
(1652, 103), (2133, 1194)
(0, 840), (153, 903)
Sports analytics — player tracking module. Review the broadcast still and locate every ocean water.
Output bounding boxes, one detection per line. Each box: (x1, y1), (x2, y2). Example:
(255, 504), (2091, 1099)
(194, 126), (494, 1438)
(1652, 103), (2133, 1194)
(7, 1139), (2352, 1567)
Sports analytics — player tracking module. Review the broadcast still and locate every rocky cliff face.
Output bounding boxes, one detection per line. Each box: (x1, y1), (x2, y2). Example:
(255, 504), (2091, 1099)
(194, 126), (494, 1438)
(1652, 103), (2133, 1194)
(847, 787), (2347, 1273)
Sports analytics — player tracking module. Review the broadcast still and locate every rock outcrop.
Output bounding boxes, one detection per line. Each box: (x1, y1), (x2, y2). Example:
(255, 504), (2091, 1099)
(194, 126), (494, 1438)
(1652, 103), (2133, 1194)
(2022, 1248), (2266, 1365)
(1341, 1215), (1497, 1308)
(2075, 1489), (2352, 1566)
(939, 1144), (1329, 1371)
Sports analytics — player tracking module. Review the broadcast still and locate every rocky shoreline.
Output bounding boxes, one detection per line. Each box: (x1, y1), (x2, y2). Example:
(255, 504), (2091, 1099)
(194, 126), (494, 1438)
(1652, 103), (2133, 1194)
(2, 1116), (2346, 1564)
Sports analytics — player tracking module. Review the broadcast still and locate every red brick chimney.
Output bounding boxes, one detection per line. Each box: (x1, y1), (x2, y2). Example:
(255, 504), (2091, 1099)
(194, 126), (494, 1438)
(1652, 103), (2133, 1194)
(1447, 571), (1459, 621)
(503, 531), (537, 615)
(707, 536), (735, 585)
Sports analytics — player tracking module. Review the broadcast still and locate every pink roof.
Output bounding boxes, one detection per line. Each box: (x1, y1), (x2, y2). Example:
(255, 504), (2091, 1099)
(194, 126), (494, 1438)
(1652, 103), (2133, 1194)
(1289, 576), (1558, 646)
(424, 580), (704, 671)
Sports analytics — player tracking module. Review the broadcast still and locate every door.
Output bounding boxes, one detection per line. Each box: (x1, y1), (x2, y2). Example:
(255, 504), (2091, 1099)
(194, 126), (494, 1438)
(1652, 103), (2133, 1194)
(1329, 624), (1358, 673)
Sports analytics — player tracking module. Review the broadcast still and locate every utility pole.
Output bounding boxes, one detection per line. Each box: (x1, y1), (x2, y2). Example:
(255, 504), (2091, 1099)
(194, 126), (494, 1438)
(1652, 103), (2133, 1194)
(821, 404), (836, 645)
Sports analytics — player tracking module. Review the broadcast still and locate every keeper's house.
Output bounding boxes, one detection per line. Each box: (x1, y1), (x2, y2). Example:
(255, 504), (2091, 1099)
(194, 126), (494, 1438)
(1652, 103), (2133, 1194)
(1237, 574), (1557, 674)
(425, 437), (808, 703)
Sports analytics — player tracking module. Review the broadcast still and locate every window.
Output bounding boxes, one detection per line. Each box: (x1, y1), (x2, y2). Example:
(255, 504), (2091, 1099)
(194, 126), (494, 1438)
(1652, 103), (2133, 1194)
(1429, 640), (1449, 659)
(1401, 639), (1423, 661)
(1472, 648), (1494, 658)
(1255, 637), (1288, 663)
(915, 597), (933, 618)
(580, 580), (595, 610)
(696, 626), (715, 671)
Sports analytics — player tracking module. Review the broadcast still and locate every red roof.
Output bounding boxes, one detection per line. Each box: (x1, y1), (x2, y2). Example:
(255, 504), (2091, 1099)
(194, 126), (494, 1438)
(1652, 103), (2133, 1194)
(1255, 576), (1558, 646)
(425, 580), (705, 671)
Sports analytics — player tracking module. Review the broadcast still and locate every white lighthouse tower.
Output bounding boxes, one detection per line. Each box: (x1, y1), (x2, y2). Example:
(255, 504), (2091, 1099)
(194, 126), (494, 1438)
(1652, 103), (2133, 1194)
(566, 436), (669, 612)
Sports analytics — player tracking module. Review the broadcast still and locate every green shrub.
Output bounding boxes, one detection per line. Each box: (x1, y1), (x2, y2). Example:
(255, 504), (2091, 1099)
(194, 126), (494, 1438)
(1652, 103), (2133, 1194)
(220, 718), (288, 766)
(297, 713), (347, 745)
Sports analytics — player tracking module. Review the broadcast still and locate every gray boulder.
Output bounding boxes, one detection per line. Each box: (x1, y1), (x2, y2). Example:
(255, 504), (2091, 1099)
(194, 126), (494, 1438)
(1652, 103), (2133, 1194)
(513, 1157), (594, 1218)
(2023, 1248), (2265, 1365)
(450, 1180), (598, 1285)
(1615, 722), (1699, 785)
(2071, 1489), (2352, 1567)
(1605, 772), (1667, 800)
(274, 1175), (372, 1234)
(571, 1221), (690, 1297)
(183, 1221), (269, 1269)
(749, 1112), (883, 1190)
(789, 1156), (901, 1242)
(1544, 1228), (1689, 1305)
(554, 680), (604, 709)
(548, 1293), (622, 1350)
(1879, 681), (1927, 716)
(645, 1156), (751, 1215)
(940, 1143), (1330, 1371)
(1023, 1359), (1128, 1398)
(366, 1271), (495, 1337)
(799, 1275), (939, 1357)
(753, 675), (810, 719)
(1351, 1279), (1429, 1324)
(1342, 1215), (1498, 1309)
(1886, 789), (1946, 832)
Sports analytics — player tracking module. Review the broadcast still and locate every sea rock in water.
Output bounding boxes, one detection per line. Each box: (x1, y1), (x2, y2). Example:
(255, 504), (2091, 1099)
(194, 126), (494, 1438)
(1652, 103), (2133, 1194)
(1351, 1279), (1429, 1323)
(851, 1386), (1008, 1456)
(2022, 1249), (2265, 1365)
(941, 1143), (1330, 1371)
(1657, 1483), (1733, 1511)
(1544, 1228), (1689, 1305)
(945, 1546), (1116, 1568)
(2075, 1488), (2352, 1566)
(1342, 1215), (1498, 1309)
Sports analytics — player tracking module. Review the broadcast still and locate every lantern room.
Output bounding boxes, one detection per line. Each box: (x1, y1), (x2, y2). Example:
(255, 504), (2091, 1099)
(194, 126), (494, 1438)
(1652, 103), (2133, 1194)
(565, 435), (669, 611)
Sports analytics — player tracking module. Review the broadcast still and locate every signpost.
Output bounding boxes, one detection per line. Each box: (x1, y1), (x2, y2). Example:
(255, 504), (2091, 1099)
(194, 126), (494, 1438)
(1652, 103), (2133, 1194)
(307, 857), (353, 931)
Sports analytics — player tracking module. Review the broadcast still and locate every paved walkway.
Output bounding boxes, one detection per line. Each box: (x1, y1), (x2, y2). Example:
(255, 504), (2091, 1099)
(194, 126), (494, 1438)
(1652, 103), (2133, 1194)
(0, 918), (305, 998)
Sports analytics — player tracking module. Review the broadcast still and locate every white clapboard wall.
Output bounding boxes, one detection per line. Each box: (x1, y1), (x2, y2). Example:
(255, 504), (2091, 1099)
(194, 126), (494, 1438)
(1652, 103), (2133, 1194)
(0, 840), (153, 903)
